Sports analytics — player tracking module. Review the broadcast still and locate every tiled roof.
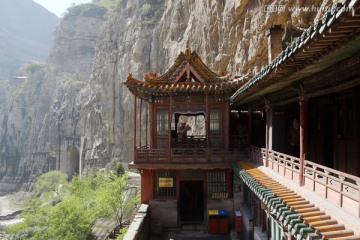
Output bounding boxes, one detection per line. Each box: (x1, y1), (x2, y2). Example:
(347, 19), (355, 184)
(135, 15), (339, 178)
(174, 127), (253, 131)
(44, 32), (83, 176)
(124, 41), (246, 99)
(231, 0), (360, 105)
(232, 161), (360, 240)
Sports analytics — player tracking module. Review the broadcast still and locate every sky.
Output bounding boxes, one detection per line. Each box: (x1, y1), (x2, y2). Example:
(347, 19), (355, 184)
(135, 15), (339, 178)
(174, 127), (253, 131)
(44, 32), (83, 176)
(33, 0), (92, 17)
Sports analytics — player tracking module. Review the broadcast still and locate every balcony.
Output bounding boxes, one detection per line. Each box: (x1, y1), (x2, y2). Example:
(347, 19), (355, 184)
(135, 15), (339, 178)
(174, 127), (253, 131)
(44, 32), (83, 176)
(130, 135), (249, 168)
(135, 147), (248, 165)
(249, 146), (360, 218)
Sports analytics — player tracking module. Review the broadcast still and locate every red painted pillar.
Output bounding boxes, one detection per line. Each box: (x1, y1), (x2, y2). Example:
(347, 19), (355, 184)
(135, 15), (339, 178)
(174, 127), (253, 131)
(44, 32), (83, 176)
(139, 99), (142, 147)
(265, 101), (270, 167)
(133, 90), (137, 163)
(206, 93), (211, 161)
(168, 94), (172, 158)
(141, 169), (154, 203)
(206, 93), (210, 148)
(150, 101), (155, 149)
(224, 99), (230, 149)
(145, 102), (149, 147)
(248, 107), (252, 146)
(299, 95), (308, 186)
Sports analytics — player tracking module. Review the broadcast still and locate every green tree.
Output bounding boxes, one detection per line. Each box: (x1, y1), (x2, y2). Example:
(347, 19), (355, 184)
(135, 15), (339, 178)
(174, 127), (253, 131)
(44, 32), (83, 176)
(95, 172), (139, 227)
(33, 171), (68, 198)
(32, 198), (91, 240)
(7, 169), (139, 239)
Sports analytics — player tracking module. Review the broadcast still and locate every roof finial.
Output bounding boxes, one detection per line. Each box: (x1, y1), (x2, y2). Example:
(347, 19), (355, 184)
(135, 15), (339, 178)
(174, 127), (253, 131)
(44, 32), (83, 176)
(186, 39), (191, 55)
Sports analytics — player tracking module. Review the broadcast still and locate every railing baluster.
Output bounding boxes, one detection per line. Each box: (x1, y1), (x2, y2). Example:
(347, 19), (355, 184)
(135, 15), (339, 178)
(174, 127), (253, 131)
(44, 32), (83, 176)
(249, 145), (360, 217)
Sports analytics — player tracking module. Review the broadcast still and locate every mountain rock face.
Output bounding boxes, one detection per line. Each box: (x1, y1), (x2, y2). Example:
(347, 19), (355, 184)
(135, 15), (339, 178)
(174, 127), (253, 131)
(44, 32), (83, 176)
(0, 4), (106, 194)
(0, 0), (59, 79)
(0, 0), (335, 194)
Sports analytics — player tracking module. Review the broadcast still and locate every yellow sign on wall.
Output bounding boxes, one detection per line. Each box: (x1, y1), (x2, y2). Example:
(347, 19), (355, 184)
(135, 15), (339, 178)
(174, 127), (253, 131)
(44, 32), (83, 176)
(159, 178), (173, 187)
(208, 210), (219, 215)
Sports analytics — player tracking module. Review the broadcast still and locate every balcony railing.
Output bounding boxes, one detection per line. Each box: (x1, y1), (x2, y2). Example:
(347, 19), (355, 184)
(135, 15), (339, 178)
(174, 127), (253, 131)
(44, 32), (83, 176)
(135, 147), (248, 164)
(249, 145), (360, 217)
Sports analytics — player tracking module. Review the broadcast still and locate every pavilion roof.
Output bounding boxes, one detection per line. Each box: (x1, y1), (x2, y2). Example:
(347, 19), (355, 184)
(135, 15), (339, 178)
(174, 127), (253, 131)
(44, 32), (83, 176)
(124, 41), (246, 100)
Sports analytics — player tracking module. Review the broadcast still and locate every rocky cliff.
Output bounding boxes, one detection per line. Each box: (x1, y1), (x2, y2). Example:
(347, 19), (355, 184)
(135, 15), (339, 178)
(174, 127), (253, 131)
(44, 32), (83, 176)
(0, 4), (106, 194)
(0, 0), (335, 194)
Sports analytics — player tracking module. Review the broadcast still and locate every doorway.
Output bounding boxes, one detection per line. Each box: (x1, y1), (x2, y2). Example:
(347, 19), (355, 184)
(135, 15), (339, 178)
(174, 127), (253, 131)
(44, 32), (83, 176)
(180, 181), (204, 223)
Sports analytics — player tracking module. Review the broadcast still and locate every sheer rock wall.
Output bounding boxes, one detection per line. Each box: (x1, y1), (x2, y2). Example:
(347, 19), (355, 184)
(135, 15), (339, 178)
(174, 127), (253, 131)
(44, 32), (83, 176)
(0, 0), (335, 193)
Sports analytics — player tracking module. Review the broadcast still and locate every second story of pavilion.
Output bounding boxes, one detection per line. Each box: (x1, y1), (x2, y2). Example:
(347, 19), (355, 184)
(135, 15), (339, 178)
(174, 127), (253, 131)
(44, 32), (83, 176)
(124, 41), (247, 167)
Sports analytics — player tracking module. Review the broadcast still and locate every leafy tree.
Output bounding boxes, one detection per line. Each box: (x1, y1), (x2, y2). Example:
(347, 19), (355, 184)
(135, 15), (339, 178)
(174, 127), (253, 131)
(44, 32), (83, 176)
(6, 169), (139, 239)
(95, 172), (139, 227)
(33, 171), (68, 198)
(32, 198), (91, 240)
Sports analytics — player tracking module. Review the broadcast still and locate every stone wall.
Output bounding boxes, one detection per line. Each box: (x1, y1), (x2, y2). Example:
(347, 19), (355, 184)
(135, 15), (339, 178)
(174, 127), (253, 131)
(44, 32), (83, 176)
(124, 204), (150, 240)
(149, 199), (178, 228)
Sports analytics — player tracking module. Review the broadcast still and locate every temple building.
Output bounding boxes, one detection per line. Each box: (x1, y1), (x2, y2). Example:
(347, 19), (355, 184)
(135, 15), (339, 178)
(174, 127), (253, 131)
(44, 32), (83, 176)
(231, 1), (360, 239)
(124, 42), (247, 228)
(125, 1), (360, 239)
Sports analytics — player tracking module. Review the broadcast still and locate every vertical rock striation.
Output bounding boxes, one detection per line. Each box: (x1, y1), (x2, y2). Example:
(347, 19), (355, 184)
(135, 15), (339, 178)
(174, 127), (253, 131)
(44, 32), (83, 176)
(0, 0), (335, 193)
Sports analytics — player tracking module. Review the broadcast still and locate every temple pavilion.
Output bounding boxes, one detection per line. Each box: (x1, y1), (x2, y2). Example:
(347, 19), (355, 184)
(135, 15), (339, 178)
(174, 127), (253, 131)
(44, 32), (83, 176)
(124, 41), (247, 227)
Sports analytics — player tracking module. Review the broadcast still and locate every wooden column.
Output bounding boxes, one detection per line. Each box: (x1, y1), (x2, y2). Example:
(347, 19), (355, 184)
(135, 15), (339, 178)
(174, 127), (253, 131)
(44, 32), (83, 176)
(133, 90), (137, 163)
(248, 107), (252, 146)
(299, 95), (308, 186)
(206, 93), (210, 148)
(145, 102), (148, 147)
(141, 169), (154, 203)
(168, 94), (172, 150)
(267, 213), (271, 239)
(149, 100), (155, 149)
(206, 93), (210, 161)
(224, 98), (230, 149)
(265, 101), (270, 167)
(139, 98), (142, 147)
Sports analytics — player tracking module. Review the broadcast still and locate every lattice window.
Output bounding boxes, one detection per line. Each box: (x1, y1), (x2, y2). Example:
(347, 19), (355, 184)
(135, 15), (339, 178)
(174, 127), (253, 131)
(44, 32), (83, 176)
(156, 109), (168, 135)
(155, 171), (176, 198)
(210, 109), (222, 133)
(207, 171), (227, 198)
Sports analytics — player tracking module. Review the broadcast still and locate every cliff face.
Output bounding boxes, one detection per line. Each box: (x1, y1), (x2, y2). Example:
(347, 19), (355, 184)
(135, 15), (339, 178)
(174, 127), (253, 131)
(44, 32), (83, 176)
(88, 0), (334, 165)
(0, 4), (106, 194)
(0, 0), (335, 194)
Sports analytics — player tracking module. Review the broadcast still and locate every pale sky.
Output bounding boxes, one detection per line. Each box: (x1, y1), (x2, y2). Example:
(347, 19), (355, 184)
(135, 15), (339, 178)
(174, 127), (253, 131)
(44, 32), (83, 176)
(33, 0), (92, 17)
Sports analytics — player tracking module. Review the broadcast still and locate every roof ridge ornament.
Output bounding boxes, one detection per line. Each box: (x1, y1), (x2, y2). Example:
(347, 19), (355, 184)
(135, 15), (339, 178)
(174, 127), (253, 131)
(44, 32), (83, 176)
(144, 71), (158, 81)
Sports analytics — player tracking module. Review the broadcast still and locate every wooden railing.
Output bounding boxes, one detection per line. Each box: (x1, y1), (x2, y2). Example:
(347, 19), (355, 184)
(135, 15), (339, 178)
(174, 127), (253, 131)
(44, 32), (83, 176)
(268, 150), (301, 184)
(249, 145), (360, 217)
(135, 147), (248, 164)
(303, 160), (360, 216)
